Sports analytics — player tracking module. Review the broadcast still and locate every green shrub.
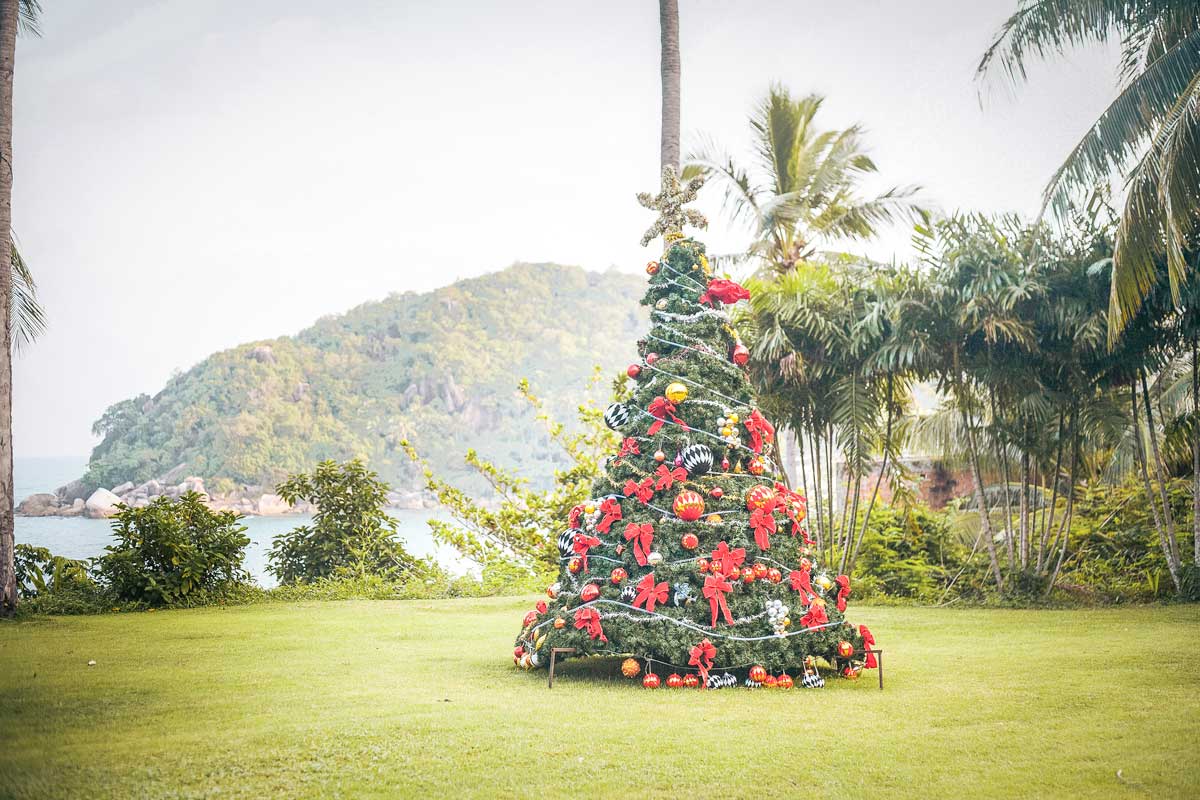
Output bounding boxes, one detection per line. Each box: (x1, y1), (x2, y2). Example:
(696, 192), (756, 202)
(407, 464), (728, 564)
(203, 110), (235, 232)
(94, 492), (251, 606)
(268, 460), (423, 584)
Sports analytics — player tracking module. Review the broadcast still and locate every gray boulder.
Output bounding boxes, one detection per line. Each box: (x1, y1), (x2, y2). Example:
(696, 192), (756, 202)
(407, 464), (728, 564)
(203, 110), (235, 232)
(54, 479), (89, 504)
(16, 493), (59, 517)
(111, 481), (135, 496)
(84, 488), (123, 519)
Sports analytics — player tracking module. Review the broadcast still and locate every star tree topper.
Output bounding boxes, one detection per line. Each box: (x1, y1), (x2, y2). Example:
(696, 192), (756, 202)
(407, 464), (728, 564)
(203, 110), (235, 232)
(637, 165), (708, 247)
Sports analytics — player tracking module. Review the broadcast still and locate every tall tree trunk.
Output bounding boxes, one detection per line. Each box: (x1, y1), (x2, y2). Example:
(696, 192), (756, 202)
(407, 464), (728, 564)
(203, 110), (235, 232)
(658, 0), (681, 172)
(1019, 444), (1030, 570)
(1193, 338), (1199, 566)
(990, 391), (1015, 573)
(1036, 414), (1064, 573)
(1044, 420), (1080, 597)
(809, 424), (826, 557)
(961, 399), (1004, 593)
(848, 374), (895, 576)
(0, 0), (17, 614)
(771, 426), (791, 489)
(1132, 381), (1181, 592)
(1141, 369), (1182, 570)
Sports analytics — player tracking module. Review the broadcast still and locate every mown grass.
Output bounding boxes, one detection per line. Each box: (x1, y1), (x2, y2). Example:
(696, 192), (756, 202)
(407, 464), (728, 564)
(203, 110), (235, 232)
(1, 599), (1197, 799)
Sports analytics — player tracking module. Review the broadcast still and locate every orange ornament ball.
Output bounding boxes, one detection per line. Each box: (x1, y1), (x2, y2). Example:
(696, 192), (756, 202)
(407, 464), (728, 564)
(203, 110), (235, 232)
(553, 617), (566, 629)
(745, 485), (774, 511)
(621, 658), (641, 678)
(767, 568), (783, 583)
(610, 568), (628, 585)
(682, 674), (700, 689)
(646, 260), (660, 275)
(763, 674), (778, 688)
(580, 583), (600, 602)
(642, 673), (661, 689)
(666, 673), (684, 688)
(748, 458), (765, 476)
(777, 674), (794, 689)
(673, 490), (706, 522)
(837, 640), (855, 659)
(752, 563), (768, 579)
(749, 665), (767, 683)
(681, 532), (699, 550)
(568, 557), (583, 574)
(741, 566), (756, 584)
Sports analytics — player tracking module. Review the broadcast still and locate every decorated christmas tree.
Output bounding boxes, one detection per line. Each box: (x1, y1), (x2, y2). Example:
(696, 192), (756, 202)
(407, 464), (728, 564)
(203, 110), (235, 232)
(513, 167), (878, 688)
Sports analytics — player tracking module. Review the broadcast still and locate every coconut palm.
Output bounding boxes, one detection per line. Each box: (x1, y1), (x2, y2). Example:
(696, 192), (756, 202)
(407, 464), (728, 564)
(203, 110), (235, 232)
(12, 242), (45, 352)
(658, 0), (680, 172)
(977, 1), (1200, 341)
(685, 84), (922, 274)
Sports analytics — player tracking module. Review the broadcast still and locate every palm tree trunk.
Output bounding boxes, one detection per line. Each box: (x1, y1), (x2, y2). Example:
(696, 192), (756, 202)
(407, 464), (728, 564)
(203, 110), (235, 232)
(1131, 381), (1181, 592)
(990, 391), (1015, 573)
(771, 426), (791, 489)
(809, 423), (826, 556)
(0, 0), (17, 614)
(1019, 442), (1030, 570)
(1193, 337), (1199, 565)
(1141, 369), (1182, 569)
(658, 0), (681, 172)
(848, 374), (895, 576)
(1044, 421), (1080, 598)
(1036, 414), (1064, 573)
(961, 400), (1004, 592)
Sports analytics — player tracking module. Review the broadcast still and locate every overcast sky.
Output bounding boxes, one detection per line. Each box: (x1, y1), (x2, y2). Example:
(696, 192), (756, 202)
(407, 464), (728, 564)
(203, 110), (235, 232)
(15, 0), (1117, 457)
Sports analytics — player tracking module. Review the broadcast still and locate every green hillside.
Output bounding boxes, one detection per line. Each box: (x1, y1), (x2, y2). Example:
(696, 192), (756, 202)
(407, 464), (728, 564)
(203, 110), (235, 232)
(82, 263), (645, 494)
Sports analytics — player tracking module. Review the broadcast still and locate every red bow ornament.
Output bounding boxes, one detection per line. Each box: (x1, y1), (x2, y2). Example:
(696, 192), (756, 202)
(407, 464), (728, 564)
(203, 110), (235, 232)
(699, 278), (750, 306)
(571, 532), (600, 572)
(688, 638), (717, 688)
(614, 437), (640, 464)
(623, 522), (655, 567)
(573, 607), (607, 642)
(647, 396), (688, 435)
(749, 502), (777, 551)
(633, 572), (669, 612)
(860, 625), (877, 669)
(710, 541), (746, 577)
(654, 463), (687, 491)
(744, 410), (775, 455)
(798, 599), (828, 630)
(568, 504), (585, 530)
(703, 573), (734, 627)
(789, 564), (814, 603)
(773, 482), (808, 536)
(596, 498), (623, 534)
(836, 575), (851, 612)
(623, 477), (655, 504)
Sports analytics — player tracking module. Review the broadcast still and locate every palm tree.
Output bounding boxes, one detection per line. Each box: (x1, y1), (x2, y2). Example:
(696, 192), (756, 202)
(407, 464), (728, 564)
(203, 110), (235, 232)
(977, 1), (1200, 342)
(685, 84), (922, 273)
(658, 0), (680, 172)
(12, 241), (45, 352)
(0, 0), (41, 613)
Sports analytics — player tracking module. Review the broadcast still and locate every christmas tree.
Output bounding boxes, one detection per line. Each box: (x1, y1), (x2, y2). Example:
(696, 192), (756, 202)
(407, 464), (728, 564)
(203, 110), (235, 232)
(513, 167), (878, 688)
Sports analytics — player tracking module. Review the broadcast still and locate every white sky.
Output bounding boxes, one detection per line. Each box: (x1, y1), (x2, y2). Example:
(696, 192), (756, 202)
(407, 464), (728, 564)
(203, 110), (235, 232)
(15, 0), (1119, 457)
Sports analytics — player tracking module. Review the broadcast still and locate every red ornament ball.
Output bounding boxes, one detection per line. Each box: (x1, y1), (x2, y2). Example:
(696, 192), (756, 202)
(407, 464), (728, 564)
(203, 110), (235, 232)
(763, 674), (778, 688)
(748, 458), (765, 476)
(513, 646), (525, 659)
(721, 457), (731, 471)
(681, 532), (699, 550)
(767, 567), (783, 584)
(522, 611), (537, 627)
(777, 674), (794, 689)
(666, 673), (684, 688)
(682, 674), (700, 689)
(709, 486), (724, 499)
(746, 485), (774, 511)
(568, 557), (583, 574)
(626, 364), (641, 379)
(535, 600), (547, 614)
(741, 566), (756, 584)
(749, 665), (768, 683)
(837, 640), (855, 659)
(696, 558), (710, 573)
(732, 342), (750, 366)
(642, 673), (661, 689)
(646, 260), (660, 275)
(610, 568), (627, 585)
(580, 583), (601, 602)
(673, 490), (706, 522)
(645, 352), (659, 365)
(843, 666), (860, 680)
(752, 563), (768, 580)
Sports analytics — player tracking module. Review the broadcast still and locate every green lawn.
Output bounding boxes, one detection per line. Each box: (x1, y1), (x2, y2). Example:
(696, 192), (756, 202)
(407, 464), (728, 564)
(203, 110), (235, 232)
(1, 599), (1197, 799)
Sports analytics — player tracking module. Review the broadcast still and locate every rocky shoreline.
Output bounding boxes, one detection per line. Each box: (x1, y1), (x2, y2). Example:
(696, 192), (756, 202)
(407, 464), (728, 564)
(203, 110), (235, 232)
(17, 463), (438, 519)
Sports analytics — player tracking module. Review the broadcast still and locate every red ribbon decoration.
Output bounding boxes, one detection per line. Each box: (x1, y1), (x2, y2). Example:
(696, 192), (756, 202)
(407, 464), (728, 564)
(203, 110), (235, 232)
(744, 410), (775, 455)
(860, 625), (877, 669)
(703, 573), (734, 627)
(614, 437), (640, 464)
(799, 599), (828, 630)
(698, 278), (750, 306)
(710, 541), (746, 577)
(789, 564), (814, 603)
(573, 607), (607, 642)
(749, 503), (777, 550)
(654, 463), (687, 491)
(623, 522), (655, 567)
(836, 575), (851, 612)
(571, 531), (600, 572)
(633, 572), (669, 612)
(596, 498), (622, 534)
(647, 396), (688, 435)
(623, 477), (655, 504)
(773, 482), (808, 536)
(688, 638), (717, 688)
(568, 504), (585, 530)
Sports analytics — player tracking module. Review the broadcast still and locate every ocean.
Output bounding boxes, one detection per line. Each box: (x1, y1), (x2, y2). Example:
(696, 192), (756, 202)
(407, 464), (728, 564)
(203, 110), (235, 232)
(14, 456), (462, 587)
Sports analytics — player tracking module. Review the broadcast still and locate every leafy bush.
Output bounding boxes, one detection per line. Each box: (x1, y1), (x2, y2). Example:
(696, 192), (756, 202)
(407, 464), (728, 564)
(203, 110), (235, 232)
(852, 504), (966, 602)
(268, 459), (423, 584)
(94, 492), (251, 606)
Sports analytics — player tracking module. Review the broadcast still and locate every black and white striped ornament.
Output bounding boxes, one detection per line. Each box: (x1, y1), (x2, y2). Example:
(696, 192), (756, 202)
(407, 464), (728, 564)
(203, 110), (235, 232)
(619, 585), (636, 603)
(680, 443), (714, 476)
(604, 403), (630, 430)
(706, 672), (737, 689)
(557, 530), (575, 558)
(801, 669), (825, 689)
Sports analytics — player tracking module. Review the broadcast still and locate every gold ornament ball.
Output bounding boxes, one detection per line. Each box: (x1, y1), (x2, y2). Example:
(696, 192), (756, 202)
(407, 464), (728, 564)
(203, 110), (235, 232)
(655, 298), (668, 310)
(720, 426), (733, 437)
(584, 503), (596, 514)
(646, 261), (660, 275)
(665, 382), (688, 403)
(621, 658), (641, 678)
(654, 450), (666, 462)
(728, 413), (740, 424)
(816, 575), (834, 590)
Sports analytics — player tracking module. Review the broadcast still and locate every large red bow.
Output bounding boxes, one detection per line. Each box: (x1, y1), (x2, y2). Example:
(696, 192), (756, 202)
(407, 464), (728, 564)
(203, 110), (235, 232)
(789, 565), (814, 603)
(699, 278), (750, 306)
(703, 574), (734, 627)
(571, 532), (600, 572)
(688, 638), (717, 688)
(573, 607), (606, 642)
(623, 522), (655, 567)
(633, 572), (669, 612)
(744, 410), (775, 455)
(836, 575), (851, 612)
(623, 477), (655, 504)
(799, 599), (828, 630)
(654, 464), (687, 491)
(749, 503), (777, 551)
(614, 437), (640, 464)
(596, 498), (622, 534)
(647, 396), (688, 435)
(568, 504), (585, 530)
(710, 541), (746, 577)
(860, 625), (877, 669)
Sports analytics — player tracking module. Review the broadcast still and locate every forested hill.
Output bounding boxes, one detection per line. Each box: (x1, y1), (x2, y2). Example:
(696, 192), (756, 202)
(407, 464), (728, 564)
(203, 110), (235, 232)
(82, 263), (646, 495)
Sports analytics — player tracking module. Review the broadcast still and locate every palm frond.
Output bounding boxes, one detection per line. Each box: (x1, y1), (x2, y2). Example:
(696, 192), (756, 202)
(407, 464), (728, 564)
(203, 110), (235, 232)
(12, 241), (46, 352)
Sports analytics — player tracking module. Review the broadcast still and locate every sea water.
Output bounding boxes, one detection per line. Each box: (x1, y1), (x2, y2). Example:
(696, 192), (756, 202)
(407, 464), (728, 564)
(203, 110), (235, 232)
(14, 457), (461, 587)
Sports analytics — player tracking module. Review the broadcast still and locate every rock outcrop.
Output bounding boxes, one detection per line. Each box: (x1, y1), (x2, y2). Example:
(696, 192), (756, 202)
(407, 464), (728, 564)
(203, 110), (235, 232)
(84, 488), (122, 519)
